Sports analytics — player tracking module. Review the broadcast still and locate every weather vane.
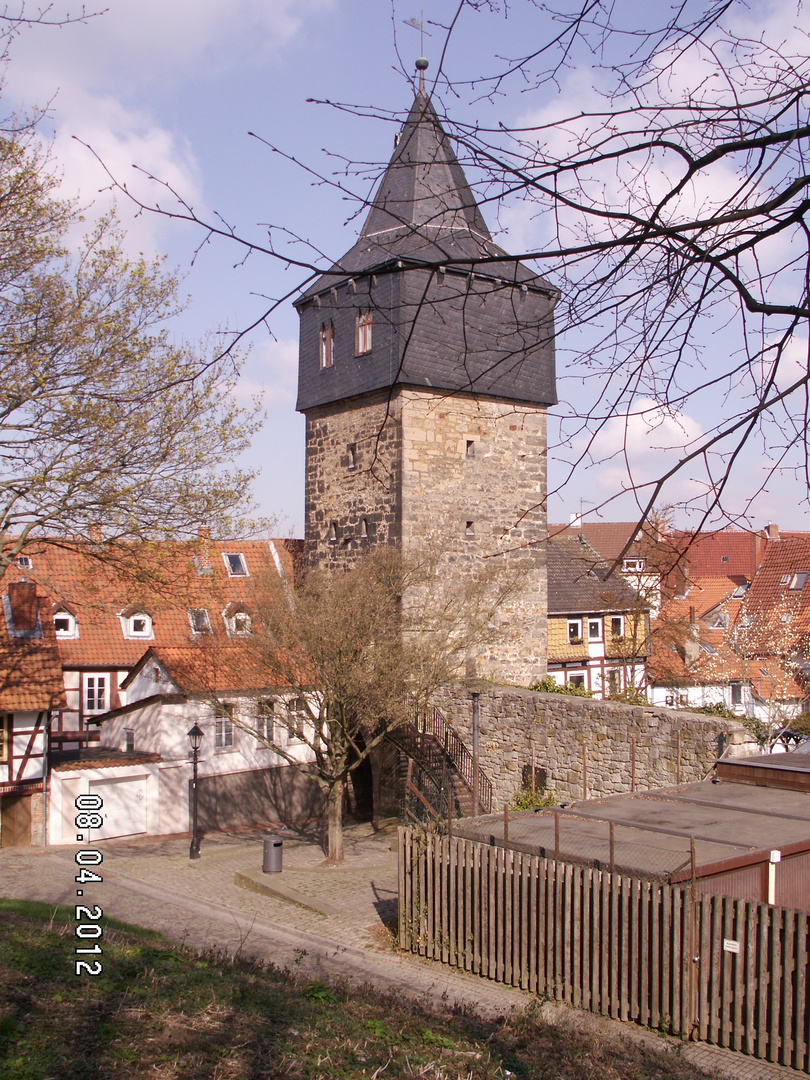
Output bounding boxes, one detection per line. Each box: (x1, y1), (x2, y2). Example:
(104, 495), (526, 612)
(403, 13), (434, 56)
(403, 13), (431, 90)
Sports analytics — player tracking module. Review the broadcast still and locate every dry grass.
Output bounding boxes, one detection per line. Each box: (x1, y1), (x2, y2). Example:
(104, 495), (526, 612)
(0, 899), (724, 1080)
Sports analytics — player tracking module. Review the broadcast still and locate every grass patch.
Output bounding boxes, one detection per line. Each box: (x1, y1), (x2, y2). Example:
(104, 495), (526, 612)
(0, 899), (722, 1079)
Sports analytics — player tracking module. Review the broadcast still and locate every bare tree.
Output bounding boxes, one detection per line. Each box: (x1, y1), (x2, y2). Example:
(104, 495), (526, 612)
(97, 0), (810, 550)
(245, 542), (521, 863)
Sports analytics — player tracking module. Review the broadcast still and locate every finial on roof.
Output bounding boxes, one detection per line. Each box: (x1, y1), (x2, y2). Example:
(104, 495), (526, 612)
(415, 56), (428, 93)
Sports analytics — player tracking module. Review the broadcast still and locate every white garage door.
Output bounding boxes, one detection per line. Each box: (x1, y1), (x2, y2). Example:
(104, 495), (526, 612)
(89, 776), (148, 839)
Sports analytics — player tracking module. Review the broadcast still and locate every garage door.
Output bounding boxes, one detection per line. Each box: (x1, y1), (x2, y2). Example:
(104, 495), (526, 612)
(89, 776), (148, 839)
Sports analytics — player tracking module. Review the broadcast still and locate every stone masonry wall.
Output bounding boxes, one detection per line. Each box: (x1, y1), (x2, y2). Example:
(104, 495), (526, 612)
(304, 385), (550, 687)
(434, 683), (756, 809)
(401, 389), (548, 687)
(304, 389), (402, 567)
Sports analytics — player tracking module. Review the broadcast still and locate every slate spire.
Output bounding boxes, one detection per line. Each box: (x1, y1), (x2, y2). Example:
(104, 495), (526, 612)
(359, 88), (492, 246)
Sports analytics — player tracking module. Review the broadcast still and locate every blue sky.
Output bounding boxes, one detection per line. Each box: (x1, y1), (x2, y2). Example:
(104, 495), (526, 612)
(6, 0), (810, 536)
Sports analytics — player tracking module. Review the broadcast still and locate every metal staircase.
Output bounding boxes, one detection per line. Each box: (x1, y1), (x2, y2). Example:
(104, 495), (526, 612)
(385, 707), (493, 825)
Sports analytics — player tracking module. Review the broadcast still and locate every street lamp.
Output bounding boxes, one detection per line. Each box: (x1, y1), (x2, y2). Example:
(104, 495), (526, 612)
(188, 723), (204, 860)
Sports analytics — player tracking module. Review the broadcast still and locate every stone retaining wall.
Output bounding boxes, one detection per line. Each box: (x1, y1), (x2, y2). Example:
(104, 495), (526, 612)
(434, 684), (756, 808)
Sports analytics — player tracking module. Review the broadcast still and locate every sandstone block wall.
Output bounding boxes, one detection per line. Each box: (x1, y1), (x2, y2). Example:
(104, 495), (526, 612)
(304, 384), (550, 687)
(434, 683), (756, 808)
(400, 389), (548, 686)
(304, 389), (402, 566)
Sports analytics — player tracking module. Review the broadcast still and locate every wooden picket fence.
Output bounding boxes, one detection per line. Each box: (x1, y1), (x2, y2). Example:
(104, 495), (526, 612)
(398, 828), (810, 1072)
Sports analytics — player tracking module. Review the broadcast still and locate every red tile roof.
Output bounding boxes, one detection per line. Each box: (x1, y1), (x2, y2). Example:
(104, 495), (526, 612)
(126, 645), (287, 695)
(0, 538), (295, 671)
(0, 584), (66, 711)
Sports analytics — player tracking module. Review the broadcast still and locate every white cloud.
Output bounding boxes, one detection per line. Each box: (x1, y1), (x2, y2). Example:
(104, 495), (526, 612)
(235, 337), (298, 412)
(6, 0), (336, 87)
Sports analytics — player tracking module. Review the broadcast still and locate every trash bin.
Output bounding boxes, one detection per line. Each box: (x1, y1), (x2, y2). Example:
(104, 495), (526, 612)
(262, 834), (283, 874)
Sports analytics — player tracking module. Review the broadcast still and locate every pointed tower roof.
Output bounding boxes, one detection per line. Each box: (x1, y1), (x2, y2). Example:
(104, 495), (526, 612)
(294, 77), (557, 412)
(299, 81), (547, 287)
(359, 89), (492, 245)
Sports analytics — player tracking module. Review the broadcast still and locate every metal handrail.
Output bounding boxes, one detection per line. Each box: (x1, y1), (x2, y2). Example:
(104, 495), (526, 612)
(416, 707), (493, 815)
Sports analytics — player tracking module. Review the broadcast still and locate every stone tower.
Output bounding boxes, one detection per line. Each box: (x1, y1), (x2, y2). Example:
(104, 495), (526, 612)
(294, 77), (557, 686)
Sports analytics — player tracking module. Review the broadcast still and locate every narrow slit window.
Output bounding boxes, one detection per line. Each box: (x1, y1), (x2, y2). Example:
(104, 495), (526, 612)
(465, 521), (475, 537)
(360, 518), (368, 539)
(348, 444), (357, 469)
(466, 440), (475, 458)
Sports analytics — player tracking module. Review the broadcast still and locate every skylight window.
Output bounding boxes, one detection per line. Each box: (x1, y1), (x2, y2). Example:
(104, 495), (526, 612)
(189, 609), (212, 634)
(222, 553), (248, 576)
(789, 572), (808, 591)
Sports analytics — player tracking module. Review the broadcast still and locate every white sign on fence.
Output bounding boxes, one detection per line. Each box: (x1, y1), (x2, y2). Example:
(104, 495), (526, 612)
(723, 938), (740, 954)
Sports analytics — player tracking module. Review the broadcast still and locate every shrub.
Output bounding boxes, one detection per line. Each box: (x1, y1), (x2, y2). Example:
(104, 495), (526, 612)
(531, 676), (593, 698)
(511, 785), (557, 811)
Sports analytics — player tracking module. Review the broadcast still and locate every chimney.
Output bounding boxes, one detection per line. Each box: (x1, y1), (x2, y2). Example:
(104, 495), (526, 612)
(6, 582), (40, 636)
(570, 512), (583, 530)
(765, 522), (779, 541)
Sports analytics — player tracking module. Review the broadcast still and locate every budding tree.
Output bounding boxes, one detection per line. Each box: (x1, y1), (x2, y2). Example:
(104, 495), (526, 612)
(0, 125), (261, 570)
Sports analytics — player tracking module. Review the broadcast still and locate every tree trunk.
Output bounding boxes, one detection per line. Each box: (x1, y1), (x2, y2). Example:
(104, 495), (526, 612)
(325, 781), (344, 864)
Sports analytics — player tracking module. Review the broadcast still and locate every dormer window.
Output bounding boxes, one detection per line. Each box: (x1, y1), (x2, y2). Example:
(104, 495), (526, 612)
(568, 619), (583, 644)
(189, 609), (212, 634)
(319, 322), (334, 368)
(15, 555), (32, 569)
(223, 603), (251, 636)
(355, 310), (372, 355)
(119, 605), (153, 640)
(222, 552), (248, 577)
(129, 614), (151, 637)
(54, 609), (78, 637)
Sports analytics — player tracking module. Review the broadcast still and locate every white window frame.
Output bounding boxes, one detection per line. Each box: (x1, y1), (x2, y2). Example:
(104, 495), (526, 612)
(567, 619), (583, 644)
(256, 699), (274, 743)
(224, 608), (251, 636)
(188, 609), (212, 634)
(568, 672), (587, 689)
(607, 668), (623, 695)
(610, 615), (624, 639)
(622, 557), (644, 572)
(355, 310), (372, 355)
(127, 613), (152, 638)
(285, 698), (308, 743)
(588, 618), (603, 642)
(84, 674), (108, 714)
(319, 321), (334, 368)
(54, 610), (77, 637)
(214, 704), (235, 749)
(222, 552), (248, 577)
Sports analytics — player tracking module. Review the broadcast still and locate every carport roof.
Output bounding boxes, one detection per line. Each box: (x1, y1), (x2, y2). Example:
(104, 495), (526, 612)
(454, 779), (810, 880)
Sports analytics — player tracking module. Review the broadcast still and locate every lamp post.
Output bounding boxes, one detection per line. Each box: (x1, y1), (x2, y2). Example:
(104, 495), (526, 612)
(188, 723), (204, 860)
